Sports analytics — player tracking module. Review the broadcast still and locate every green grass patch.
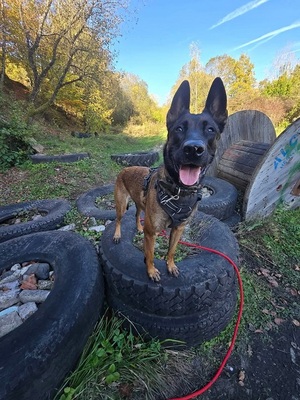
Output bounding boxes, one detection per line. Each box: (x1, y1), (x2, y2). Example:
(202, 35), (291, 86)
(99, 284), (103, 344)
(55, 312), (174, 400)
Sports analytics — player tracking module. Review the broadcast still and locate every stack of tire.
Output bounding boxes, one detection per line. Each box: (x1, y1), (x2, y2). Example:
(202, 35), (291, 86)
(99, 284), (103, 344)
(0, 200), (105, 400)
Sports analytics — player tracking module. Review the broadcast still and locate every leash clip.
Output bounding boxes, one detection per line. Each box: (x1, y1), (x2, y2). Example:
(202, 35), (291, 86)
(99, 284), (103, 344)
(161, 187), (180, 204)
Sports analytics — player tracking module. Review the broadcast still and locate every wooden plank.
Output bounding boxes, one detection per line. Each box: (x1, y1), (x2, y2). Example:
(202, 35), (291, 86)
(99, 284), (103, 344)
(221, 149), (265, 168)
(218, 158), (257, 173)
(244, 118), (300, 220)
(216, 140), (270, 190)
(207, 110), (276, 177)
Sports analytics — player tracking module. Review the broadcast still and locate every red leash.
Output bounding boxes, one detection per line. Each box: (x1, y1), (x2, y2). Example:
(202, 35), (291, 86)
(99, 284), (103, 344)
(158, 232), (244, 400)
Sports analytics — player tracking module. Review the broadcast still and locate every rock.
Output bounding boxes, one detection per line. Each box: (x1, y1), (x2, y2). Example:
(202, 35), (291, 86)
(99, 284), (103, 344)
(10, 263), (22, 272)
(18, 302), (38, 321)
(0, 279), (19, 291)
(38, 280), (53, 290)
(27, 263), (50, 280)
(0, 310), (23, 338)
(19, 266), (30, 276)
(58, 223), (76, 231)
(0, 305), (19, 318)
(0, 270), (21, 284)
(88, 225), (105, 233)
(28, 137), (45, 153)
(19, 289), (50, 303)
(0, 289), (20, 311)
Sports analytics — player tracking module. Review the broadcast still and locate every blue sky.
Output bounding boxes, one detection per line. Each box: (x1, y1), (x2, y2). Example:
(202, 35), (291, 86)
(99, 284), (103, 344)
(113, 0), (300, 104)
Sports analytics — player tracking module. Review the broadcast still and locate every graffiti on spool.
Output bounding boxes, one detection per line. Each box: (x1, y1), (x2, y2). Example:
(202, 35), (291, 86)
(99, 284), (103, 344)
(273, 132), (300, 170)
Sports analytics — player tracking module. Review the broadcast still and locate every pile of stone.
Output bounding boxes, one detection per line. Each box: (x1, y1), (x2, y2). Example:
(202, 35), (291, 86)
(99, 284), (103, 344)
(0, 261), (54, 338)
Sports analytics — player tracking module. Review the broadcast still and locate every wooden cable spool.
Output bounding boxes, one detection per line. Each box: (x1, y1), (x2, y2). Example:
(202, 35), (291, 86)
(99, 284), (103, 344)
(244, 118), (300, 220)
(217, 140), (271, 191)
(207, 110), (276, 177)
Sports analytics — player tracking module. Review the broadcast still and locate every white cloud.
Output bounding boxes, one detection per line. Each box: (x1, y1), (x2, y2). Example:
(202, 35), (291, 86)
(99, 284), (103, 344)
(234, 21), (300, 50)
(210, 0), (270, 29)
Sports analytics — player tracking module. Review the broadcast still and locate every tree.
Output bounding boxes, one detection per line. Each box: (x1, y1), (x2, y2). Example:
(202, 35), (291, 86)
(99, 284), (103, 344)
(120, 73), (162, 124)
(3, 0), (128, 118)
(170, 43), (212, 113)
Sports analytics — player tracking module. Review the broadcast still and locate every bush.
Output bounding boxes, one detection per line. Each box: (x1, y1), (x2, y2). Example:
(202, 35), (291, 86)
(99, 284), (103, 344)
(0, 98), (33, 171)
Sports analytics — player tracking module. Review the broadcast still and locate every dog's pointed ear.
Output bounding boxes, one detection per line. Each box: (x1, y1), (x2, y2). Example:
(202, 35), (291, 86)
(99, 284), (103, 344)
(167, 80), (190, 128)
(204, 77), (228, 133)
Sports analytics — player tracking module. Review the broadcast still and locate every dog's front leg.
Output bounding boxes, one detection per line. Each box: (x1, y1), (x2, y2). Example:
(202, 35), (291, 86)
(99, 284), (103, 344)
(166, 225), (185, 277)
(143, 223), (161, 282)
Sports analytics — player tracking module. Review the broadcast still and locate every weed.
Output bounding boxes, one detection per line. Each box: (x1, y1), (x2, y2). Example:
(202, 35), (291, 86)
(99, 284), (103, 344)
(55, 312), (171, 400)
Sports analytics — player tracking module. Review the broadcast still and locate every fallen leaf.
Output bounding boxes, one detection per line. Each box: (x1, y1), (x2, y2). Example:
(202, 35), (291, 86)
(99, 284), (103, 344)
(268, 277), (279, 288)
(294, 265), (300, 271)
(238, 370), (246, 386)
(292, 319), (300, 327)
(274, 318), (285, 325)
(290, 288), (298, 296)
(260, 268), (270, 277)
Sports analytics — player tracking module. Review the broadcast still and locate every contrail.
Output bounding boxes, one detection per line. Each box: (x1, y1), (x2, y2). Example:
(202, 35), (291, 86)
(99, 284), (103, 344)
(210, 0), (269, 29)
(234, 21), (300, 50)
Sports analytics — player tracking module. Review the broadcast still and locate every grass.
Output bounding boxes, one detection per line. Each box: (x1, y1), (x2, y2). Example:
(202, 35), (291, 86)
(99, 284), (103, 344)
(1, 115), (299, 399)
(54, 312), (173, 400)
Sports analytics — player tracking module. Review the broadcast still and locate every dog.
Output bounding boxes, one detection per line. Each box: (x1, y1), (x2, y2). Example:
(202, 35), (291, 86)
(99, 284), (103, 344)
(113, 78), (227, 282)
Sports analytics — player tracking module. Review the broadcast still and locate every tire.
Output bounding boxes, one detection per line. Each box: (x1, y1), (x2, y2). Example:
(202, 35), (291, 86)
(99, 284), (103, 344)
(0, 231), (104, 400)
(99, 208), (239, 347)
(29, 153), (90, 163)
(76, 184), (116, 220)
(111, 151), (159, 167)
(0, 199), (71, 243)
(198, 176), (238, 220)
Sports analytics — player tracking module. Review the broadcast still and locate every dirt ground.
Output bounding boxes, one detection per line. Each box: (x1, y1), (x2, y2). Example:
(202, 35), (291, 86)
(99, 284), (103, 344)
(165, 243), (300, 400)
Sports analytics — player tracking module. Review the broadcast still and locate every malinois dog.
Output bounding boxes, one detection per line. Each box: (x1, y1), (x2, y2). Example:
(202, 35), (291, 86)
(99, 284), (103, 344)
(113, 78), (227, 282)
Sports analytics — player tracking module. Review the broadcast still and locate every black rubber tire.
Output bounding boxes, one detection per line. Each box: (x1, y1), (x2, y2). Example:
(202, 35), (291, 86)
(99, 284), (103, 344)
(76, 184), (116, 220)
(0, 199), (71, 243)
(198, 176), (238, 220)
(110, 151), (159, 167)
(0, 231), (104, 400)
(29, 153), (90, 163)
(99, 208), (239, 347)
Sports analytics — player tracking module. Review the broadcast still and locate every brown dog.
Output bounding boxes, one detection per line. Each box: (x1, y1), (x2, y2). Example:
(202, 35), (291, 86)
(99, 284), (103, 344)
(113, 78), (227, 281)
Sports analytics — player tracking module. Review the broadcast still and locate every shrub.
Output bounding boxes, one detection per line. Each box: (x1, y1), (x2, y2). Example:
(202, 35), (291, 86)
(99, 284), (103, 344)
(0, 98), (33, 171)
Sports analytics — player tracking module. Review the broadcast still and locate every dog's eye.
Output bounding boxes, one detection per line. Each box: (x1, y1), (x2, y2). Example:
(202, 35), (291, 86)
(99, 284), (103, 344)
(176, 126), (183, 133)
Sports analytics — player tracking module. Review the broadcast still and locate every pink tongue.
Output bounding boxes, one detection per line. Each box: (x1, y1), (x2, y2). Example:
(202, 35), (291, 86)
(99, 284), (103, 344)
(179, 166), (201, 186)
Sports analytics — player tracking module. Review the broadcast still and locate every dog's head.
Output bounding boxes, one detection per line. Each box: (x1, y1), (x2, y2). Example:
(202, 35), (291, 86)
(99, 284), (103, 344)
(164, 78), (227, 186)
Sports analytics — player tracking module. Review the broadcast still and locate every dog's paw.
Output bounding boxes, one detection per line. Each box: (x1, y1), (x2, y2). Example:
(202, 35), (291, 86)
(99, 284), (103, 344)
(113, 236), (121, 244)
(148, 268), (161, 282)
(167, 264), (180, 277)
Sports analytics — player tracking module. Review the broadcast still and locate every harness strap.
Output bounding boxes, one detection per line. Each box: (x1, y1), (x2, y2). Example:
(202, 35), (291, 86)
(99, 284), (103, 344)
(143, 167), (158, 196)
(156, 179), (202, 228)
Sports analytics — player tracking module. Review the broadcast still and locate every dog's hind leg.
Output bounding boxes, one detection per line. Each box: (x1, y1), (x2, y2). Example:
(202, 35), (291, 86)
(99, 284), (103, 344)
(166, 225), (185, 277)
(113, 178), (130, 244)
(135, 204), (144, 233)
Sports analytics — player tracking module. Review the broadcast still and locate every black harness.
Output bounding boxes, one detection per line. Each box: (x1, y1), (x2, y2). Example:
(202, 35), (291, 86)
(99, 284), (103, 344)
(143, 168), (203, 228)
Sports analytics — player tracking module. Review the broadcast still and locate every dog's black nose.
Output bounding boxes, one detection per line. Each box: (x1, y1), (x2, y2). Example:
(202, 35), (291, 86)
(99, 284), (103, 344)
(183, 141), (206, 156)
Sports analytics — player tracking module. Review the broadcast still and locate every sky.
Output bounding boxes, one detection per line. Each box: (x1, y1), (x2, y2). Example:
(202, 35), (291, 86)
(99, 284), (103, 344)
(113, 0), (300, 105)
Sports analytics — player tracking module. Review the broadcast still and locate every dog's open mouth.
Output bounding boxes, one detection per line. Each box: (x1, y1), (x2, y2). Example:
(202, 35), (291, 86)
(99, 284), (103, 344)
(179, 165), (202, 186)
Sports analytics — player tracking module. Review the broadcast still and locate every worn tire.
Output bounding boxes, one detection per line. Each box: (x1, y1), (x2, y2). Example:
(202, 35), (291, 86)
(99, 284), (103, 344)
(0, 199), (71, 243)
(99, 209), (239, 347)
(76, 184), (116, 220)
(198, 176), (238, 220)
(29, 153), (90, 163)
(111, 151), (159, 167)
(0, 231), (104, 400)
